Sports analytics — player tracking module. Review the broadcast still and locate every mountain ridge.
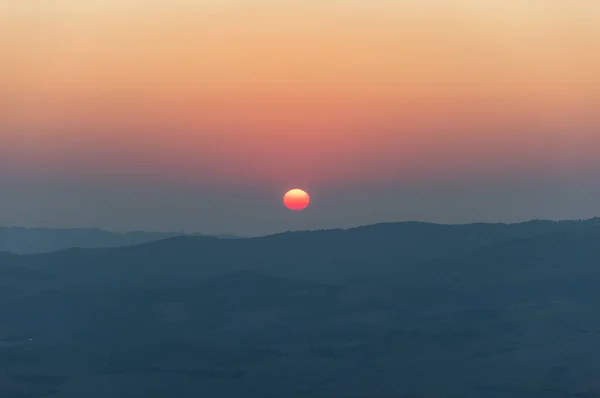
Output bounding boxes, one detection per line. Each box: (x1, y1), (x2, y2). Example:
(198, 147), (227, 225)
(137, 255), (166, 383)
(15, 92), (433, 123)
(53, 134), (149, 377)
(2, 218), (600, 396)
(0, 225), (241, 255)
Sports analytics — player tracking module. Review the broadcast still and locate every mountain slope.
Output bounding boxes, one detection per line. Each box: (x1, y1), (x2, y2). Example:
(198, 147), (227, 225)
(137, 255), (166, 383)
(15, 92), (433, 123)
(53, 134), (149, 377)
(0, 226), (239, 254)
(1, 219), (600, 397)
(4, 218), (598, 287)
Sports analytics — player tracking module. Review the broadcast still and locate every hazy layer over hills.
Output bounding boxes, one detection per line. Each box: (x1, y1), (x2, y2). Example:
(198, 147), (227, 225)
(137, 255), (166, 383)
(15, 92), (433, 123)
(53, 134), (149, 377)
(0, 226), (239, 254)
(1, 219), (600, 397)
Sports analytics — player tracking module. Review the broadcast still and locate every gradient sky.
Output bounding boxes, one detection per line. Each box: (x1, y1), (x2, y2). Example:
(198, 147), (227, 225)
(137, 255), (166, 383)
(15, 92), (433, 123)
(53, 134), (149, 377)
(1, 0), (599, 236)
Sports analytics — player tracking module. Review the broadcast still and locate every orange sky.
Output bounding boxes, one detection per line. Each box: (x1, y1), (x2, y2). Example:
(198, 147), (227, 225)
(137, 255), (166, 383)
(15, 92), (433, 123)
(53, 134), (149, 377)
(2, 0), (600, 189)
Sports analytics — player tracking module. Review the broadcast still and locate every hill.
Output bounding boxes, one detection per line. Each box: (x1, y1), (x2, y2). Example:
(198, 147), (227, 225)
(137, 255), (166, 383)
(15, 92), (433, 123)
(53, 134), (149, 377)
(1, 219), (600, 397)
(0, 226), (240, 254)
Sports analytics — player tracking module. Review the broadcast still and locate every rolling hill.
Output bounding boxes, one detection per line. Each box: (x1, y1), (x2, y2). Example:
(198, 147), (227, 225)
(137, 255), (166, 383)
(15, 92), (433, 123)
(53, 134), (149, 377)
(0, 226), (240, 254)
(1, 219), (600, 397)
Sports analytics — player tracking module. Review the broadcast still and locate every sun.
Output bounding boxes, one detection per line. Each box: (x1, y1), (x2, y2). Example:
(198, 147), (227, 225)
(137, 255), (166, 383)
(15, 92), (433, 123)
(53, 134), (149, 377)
(283, 189), (310, 211)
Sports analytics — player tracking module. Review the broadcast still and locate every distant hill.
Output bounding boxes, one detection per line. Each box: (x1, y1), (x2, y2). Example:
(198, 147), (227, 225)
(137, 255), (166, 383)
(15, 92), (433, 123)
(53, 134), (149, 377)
(0, 226), (241, 254)
(1, 218), (600, 397)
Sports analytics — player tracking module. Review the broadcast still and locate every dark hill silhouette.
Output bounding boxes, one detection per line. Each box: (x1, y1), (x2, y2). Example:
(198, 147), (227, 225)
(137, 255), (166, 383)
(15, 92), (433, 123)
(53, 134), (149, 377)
(1, 218), (600, 397)
(0, 251), (15, 260)
(7, 218), (599, 287)
(0, 226), (240, 254)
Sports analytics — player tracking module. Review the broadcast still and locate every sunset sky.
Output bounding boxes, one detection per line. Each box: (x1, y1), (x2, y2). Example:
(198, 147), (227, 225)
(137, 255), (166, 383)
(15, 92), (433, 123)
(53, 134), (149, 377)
(1, 0), (599, 235)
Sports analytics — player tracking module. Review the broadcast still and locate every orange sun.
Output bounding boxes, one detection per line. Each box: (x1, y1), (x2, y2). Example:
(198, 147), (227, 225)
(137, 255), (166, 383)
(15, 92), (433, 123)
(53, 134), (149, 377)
(283, 189), (310, 211)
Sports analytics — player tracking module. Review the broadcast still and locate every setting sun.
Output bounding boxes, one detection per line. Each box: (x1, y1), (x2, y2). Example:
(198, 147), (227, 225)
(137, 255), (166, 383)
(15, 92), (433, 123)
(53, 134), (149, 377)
(283, 189), (310, 211)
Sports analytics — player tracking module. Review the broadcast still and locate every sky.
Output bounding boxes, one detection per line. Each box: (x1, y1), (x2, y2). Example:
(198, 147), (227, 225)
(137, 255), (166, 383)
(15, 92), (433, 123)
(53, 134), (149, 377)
(1, 0), (599, 236)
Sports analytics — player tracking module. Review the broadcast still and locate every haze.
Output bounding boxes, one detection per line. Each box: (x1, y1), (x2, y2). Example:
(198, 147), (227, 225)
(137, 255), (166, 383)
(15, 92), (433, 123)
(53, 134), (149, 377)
(1, 0), (599, 235)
